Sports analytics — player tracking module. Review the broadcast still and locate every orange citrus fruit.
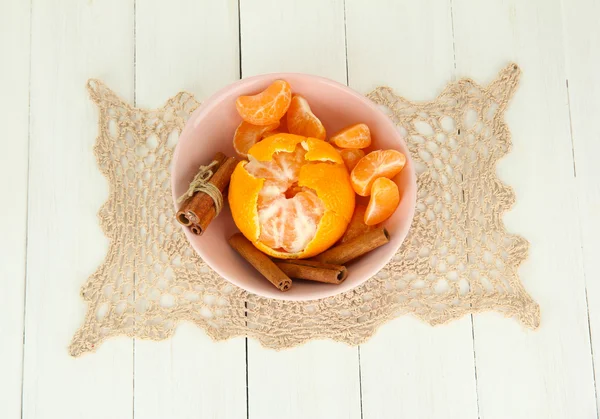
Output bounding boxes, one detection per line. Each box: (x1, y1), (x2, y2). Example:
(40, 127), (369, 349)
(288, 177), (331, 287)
(287, 95), (326, 140)
(339, 204), (375, 243)
(351, 149), (406, 196)
(331, 123), (371, 149)
(278, 113), (288, 132)
(261, 128), (284, 139)
(229, 133), (354, 259)
(236, 80), (292, 126)
(260, 115), (287, 139)
(364, 177), (399, 225)
(339, 148), (365, 171)
(233, 121), (280, 157)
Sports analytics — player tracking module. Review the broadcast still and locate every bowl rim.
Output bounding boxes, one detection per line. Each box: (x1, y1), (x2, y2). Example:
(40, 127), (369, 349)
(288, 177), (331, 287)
(171, 72), (417, 301)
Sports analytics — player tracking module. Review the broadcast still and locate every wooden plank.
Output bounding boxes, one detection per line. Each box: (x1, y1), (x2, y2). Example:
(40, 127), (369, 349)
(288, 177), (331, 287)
(240, 0), (347, 83)
(345, 1), (480, 418)
(561, 0), (600, 413)
(133, 1), (247, 418)
(134, 328), (247, 419)
(0, 0), (31, 417)
(359, 319), (479, 419)
(247, 340), (361, 419)
(346, 0), (457, 99)
(241, 1), (361, 418)
(134, 0), (241, 107)
(22, 1), (135, 418)
(451, 0), (597, 417)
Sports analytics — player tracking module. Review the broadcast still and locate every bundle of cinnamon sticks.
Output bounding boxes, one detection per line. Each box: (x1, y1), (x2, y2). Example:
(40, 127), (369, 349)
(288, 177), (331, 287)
(228, 227), (390, 292)
(176, 152), (238, 235)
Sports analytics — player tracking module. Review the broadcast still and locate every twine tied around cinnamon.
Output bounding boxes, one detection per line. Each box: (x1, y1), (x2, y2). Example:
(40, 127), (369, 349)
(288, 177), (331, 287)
(177, 160), (224, 216)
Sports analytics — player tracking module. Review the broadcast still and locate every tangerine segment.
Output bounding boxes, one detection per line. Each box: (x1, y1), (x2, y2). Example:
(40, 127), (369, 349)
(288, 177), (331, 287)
(351, 149), (406, 196)
(261, 128), (284, 139)
(257, 191), (325, 253)
(228, 163), (263, 242)
(340, 204), (375, 243)
(364, 177), (400, 225)
(235, 80), (292, 126)
(339, 148), (365, 171)
(287, 95), (327, 140)
(331, 123), (371, 149)
(233, 121), (280, 157)
(278, 113), (288, 132)
(298, 162), (355, 222)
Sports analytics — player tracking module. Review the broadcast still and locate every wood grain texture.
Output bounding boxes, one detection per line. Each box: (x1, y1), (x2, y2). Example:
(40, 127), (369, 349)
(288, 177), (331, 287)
(452, 0), (597, 417)
(22, 1), (135, 418)
(561, 0), (600, 413)
(241, 1), (361, 418)
(345, 1), (480, 418)
(345, 0), (456, 99)
(359, 319), (479, 419)
(134, 328), (246, 419)
(248, 340), (362, 419)
(133, 2), (247, 418)
(135, 0), (240, 108)
(0, 0), (31, 417)
(240, 0), (347, 83)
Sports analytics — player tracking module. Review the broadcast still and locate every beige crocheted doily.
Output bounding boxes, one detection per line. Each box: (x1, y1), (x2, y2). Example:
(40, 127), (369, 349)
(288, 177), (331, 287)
(69, 63), (539, 357)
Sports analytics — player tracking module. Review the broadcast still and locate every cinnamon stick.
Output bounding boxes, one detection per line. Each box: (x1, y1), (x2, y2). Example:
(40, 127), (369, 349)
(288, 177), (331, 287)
(176, 152), (226, 226)
(196, 156), (234, 233)
(187, 156), (237, 234)
(197, 207), (217, 234)
(314, 227), (390, 265)
(274, 259), (348, 284)
(228, 233), (292, 292)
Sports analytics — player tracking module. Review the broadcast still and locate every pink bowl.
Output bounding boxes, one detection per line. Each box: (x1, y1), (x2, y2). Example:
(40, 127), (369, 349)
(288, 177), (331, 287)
(171, 74), (417, 301)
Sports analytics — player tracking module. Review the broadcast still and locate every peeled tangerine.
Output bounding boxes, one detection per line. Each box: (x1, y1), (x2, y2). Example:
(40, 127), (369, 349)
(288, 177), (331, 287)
(229, 133), (355, 259)
(235, 80), (292, 126)
(351, 149), (406, 196)
(365, 177), (399, 226)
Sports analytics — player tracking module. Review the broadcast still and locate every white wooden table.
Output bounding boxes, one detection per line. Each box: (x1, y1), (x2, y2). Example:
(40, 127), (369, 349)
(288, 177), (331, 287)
(1, 0), (599, 418)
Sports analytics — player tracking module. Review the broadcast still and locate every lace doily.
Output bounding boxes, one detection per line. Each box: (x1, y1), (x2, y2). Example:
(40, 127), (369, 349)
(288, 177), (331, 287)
(69, 63), (539, 357)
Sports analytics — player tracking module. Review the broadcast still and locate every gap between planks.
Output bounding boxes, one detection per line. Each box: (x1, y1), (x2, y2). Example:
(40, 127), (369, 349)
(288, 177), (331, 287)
(449, 1), (481, 416)
(238, 2), (249, 418)
(341, 0), (365, 414)
(564, 76), (599, 418)
(20, 0), (34, 417)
